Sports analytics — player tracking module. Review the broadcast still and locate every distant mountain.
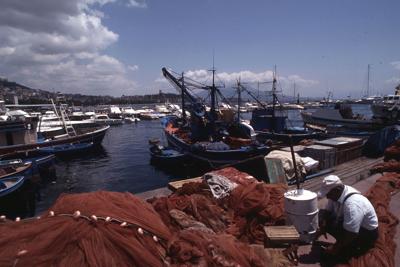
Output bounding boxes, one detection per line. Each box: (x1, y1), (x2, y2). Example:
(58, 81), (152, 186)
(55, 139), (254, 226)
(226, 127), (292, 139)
(0, 78), (181, 105)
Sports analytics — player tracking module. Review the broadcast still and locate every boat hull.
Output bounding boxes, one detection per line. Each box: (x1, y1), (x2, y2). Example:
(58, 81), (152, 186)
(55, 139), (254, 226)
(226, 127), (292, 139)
(165, 131), (270, 167)
(301, 111), (384, 131)
(0, 126), (109, 155)
(255, 130), (321, 144)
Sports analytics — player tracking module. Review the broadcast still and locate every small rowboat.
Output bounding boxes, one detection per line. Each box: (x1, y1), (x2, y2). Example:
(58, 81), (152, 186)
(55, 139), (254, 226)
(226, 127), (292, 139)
(150, 145), (187, 166)
(0, 162), (32, 180)
(0, 176), (25, 197)
(38, 142), (94, 156)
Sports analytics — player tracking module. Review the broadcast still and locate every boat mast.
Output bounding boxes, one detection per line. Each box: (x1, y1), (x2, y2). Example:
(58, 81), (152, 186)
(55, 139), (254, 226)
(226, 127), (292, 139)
(209, 59), (217, 134)
(181, 72), (186, 120)
(237, 78), (241, 122)
(272, 65), (277, 118)
(367, 64), (370, 97)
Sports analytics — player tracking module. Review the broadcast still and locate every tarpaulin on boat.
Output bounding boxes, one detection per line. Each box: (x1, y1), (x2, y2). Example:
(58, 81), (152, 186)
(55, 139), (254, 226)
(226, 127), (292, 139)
(363, 125), (400, 157)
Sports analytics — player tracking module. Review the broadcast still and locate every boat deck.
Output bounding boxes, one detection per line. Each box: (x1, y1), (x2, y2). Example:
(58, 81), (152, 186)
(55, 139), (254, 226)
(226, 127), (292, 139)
(290, 156), (383, 192)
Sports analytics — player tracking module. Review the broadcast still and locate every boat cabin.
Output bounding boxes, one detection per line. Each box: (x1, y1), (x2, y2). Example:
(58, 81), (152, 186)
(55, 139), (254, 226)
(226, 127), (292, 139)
(0, 119), (38, 147)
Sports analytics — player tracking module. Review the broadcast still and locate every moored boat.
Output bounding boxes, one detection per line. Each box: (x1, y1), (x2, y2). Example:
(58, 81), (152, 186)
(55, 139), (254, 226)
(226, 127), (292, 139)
(0, 161), (32, 180)
(0, 176), (25, 197)
(301, 107), (387, 131)
(37, 142), (94, 156)
(161, 67), (270, 168)
(0, 123), (109, 155)
(149, 144), (187, 166)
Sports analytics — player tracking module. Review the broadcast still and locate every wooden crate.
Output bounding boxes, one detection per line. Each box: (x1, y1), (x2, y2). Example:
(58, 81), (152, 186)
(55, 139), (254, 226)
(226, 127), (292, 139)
(279, 145), (307, 156)
(316, 137), (363, 165)
(264, 225), (300, 243)
(303, 145), (336, 170)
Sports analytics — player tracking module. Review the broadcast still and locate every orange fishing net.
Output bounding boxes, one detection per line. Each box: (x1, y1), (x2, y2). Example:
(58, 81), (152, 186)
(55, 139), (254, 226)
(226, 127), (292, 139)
(0, 168), (293, 267)
(0, 191), (171, 267)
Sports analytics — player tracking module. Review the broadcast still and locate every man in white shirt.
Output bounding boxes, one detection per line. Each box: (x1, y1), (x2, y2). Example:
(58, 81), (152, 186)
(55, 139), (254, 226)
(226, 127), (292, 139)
(317, 175), (379, 260)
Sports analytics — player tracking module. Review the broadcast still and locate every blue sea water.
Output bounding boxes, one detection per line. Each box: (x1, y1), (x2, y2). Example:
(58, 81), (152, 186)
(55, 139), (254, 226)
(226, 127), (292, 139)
(36, 104), (373, 214)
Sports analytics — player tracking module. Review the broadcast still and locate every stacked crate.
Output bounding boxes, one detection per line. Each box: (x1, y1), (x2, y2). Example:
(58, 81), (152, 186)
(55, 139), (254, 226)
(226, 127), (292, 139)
(315, 137), (363, 165)
(279, 145), (306, 156)
(302, 145), (337, 170)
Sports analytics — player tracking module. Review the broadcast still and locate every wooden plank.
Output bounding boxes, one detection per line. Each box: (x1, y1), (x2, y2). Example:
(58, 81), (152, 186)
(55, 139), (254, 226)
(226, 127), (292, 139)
(168, 176), (203, 191)
(290, 156), (383, 192)
(264, 225), (300, 242)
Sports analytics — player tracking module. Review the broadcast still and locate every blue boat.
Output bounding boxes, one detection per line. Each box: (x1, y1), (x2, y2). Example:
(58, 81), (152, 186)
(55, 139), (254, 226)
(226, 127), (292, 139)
(0, 176), (25, 197)
(0, 161), (32, 180)
(38, 142), (94, 156)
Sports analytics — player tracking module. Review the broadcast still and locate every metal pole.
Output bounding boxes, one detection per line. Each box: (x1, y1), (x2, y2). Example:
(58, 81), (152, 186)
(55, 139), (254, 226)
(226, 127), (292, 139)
(288, 134), (300, 189)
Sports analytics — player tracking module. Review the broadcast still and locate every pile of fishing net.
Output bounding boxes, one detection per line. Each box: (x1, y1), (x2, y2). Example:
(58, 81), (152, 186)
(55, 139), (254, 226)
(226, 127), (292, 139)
(0, 191), (172, 266)
(0, 168), (294, 267)
(371, 139), (400, 173)
(384, 139), (400, 161)
(149, 167), (287, 244)
(370, 159), (400, 174)
(336, 172), (400, 267)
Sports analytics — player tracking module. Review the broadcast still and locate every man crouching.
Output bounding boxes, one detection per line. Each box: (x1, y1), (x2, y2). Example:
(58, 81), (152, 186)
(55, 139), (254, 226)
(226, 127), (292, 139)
(317, 175), (379, 261)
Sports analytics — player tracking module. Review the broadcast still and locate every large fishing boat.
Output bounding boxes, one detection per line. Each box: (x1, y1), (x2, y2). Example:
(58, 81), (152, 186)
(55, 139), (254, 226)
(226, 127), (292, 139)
(161, 67), (269, 167)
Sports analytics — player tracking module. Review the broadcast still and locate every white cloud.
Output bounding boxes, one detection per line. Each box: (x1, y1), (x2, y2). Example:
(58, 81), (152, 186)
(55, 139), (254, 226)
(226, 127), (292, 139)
(386, 61), (400, 85)
(0, 47), (15, 56)
(391, 61), (400, 70)
(386, 77), (400, 84)
(0, 0), (142, 96)
(127, 0), (147, 8)
(157, 68), (319, 91)
(128, 65), (139, 71)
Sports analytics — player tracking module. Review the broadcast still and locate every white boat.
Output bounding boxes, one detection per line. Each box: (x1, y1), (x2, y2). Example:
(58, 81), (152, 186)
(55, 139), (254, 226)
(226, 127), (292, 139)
(140, 113), (160, 120)
(371, 84), (400, 122)
(155, 104), (170, 114)
(94, 114), (123, 126)
(124, 117), (140, 123)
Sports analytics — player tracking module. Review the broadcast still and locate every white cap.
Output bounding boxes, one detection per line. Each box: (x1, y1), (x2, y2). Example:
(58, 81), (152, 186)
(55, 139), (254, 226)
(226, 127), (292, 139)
(317, 175), (343, 198)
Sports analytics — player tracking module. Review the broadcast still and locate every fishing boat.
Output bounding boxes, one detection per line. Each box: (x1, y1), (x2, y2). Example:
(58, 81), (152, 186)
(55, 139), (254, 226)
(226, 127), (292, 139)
(37, 142), (94, 156)
(239, 67), (320, 144)
(0, 101), (109, 156)
(0, 176), (25, 197)
(161, 67), (270, 168)
(301, 106), (387, 131)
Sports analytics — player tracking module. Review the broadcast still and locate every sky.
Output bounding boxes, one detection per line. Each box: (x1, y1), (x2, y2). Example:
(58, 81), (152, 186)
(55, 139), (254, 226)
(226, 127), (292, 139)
(0, 0), (399, 98)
